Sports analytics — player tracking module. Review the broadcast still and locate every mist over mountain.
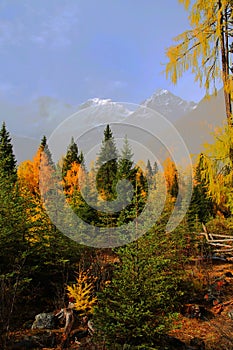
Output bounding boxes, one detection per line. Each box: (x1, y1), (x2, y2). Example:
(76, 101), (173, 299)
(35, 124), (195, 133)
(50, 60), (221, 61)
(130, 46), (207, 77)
(1, 89), (226, 164)
(174, 89), (226, 158)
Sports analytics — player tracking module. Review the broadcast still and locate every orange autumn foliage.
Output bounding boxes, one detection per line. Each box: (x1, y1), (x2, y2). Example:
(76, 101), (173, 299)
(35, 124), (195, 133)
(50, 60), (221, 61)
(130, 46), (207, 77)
(163, 157), (178, 195)
(18, 146), (54, 198)
(63, 161), (85, 199)
(17, 145), (55, 244)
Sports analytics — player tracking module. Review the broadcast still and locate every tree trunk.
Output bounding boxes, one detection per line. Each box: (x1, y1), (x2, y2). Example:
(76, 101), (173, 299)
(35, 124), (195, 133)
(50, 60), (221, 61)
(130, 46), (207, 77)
(219, 1), (232, 126)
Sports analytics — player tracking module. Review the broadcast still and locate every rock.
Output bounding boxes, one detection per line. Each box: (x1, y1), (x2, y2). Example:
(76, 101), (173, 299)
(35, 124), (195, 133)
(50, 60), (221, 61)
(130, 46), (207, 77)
(7, 330), (58, 349)
(190, 337), (205, 349)
(31, 312), (56, 330)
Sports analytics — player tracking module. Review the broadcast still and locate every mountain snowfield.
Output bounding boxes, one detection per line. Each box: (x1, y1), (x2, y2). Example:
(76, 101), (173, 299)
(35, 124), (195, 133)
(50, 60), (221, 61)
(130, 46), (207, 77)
(6, 89), (225, 163)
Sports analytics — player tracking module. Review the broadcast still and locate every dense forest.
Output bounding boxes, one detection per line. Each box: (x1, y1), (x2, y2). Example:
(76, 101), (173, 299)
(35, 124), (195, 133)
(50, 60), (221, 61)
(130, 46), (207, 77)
(0, 118), (232, 349)
(1, 0), (233, 349)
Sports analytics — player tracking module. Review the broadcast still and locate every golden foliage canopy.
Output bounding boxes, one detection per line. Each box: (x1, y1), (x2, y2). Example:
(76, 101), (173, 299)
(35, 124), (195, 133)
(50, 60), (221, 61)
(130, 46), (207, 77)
(166, 0), (233, 96)
(67, 270), (97, 315)
(200, 126), (233, 214)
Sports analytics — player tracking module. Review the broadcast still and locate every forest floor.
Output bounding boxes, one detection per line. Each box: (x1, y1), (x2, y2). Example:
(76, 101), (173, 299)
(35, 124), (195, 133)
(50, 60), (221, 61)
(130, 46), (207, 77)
(5, 258), (233, 349)
(170, 258), (233, 350)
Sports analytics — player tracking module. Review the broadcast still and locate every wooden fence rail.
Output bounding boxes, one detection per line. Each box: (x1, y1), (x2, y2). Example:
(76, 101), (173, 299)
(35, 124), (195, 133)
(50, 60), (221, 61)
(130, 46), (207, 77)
(200, 224), (233, 255)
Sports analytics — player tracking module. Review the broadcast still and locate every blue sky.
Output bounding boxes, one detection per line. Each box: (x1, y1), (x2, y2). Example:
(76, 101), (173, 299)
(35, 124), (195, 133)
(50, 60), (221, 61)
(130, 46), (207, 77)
(0, 0), (207, 106)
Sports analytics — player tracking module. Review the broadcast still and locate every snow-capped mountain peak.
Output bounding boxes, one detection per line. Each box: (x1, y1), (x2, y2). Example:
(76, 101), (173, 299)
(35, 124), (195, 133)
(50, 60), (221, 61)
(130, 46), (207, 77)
(142, 89), (197, 122)
(89, 97), (113, 106)
(154, 88), (169, 96)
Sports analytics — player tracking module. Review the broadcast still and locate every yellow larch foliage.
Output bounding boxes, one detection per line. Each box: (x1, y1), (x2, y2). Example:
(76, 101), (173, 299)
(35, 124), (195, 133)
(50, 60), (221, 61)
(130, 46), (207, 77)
(63, 161), (84, 198)
(67, 271), (97, 316)
(163, 157), (178, 194)
(18, 147), (54, 198)
(200, 126), (233, 214)
(166, 0), (232, 98)
(17, 146), (54, 244)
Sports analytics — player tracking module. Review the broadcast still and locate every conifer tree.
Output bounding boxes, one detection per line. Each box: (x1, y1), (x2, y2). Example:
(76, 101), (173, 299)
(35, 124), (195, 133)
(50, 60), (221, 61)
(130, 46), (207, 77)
(117, 135), (134, 177)
(96, 125), (118, 201)
(94, 218), (186, 348)
(166, 0), (233, 125)
(146, 159), (153, 178)
(115, 137), (137, 225)
(62, 137), (80, 178)
(188, 153), (214, 225)
(0, 122), (17, 179)
(0, 167), (27, 272)
(153, 160), (159, 176)
(40, 135), (54, 168)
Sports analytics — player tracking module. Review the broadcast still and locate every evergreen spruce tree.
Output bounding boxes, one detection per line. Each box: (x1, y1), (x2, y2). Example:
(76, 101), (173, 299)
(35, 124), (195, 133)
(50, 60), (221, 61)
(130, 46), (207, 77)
(62, 137), (80, 178)
(170, 171), (179, 199)
(116, 136), (136, 211)
(40, 135), (54, 168)
(187, 153), (214, 226)
(0, 167), (27, 273)
(146, 159), (153, 178)
(117, 135), (134, 177)
(153, 160), (159, 176)
(116, 138), (150, 227)
(96, 125), (118, 201)
(114, 137), (134, 227)
(94, 216), (186, 348)
(145, 159), (154, 189)
(78, 151), (85, 167)
(0, 122), (17, 180)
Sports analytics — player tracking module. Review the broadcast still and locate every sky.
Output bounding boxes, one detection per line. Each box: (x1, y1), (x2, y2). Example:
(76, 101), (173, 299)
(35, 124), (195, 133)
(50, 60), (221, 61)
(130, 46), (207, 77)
(0, 0), (207, 107)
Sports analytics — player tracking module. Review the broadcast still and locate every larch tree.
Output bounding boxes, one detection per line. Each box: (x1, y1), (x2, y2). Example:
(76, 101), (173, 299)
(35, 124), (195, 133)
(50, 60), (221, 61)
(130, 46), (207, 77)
(166, 1), (233, 215)
(166, 0), (233, 125)
(199, 127), (233, 215)
(18, 136), (55, 198)
(67, 270), (97, 316)
(163, 157), (179, 199)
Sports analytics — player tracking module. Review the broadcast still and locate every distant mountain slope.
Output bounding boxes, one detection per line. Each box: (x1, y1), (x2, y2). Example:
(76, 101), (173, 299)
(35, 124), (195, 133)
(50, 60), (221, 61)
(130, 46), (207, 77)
(12, 135), (38, 165)
(2, 90), (226, 164)
(175, 89), (226, 157)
